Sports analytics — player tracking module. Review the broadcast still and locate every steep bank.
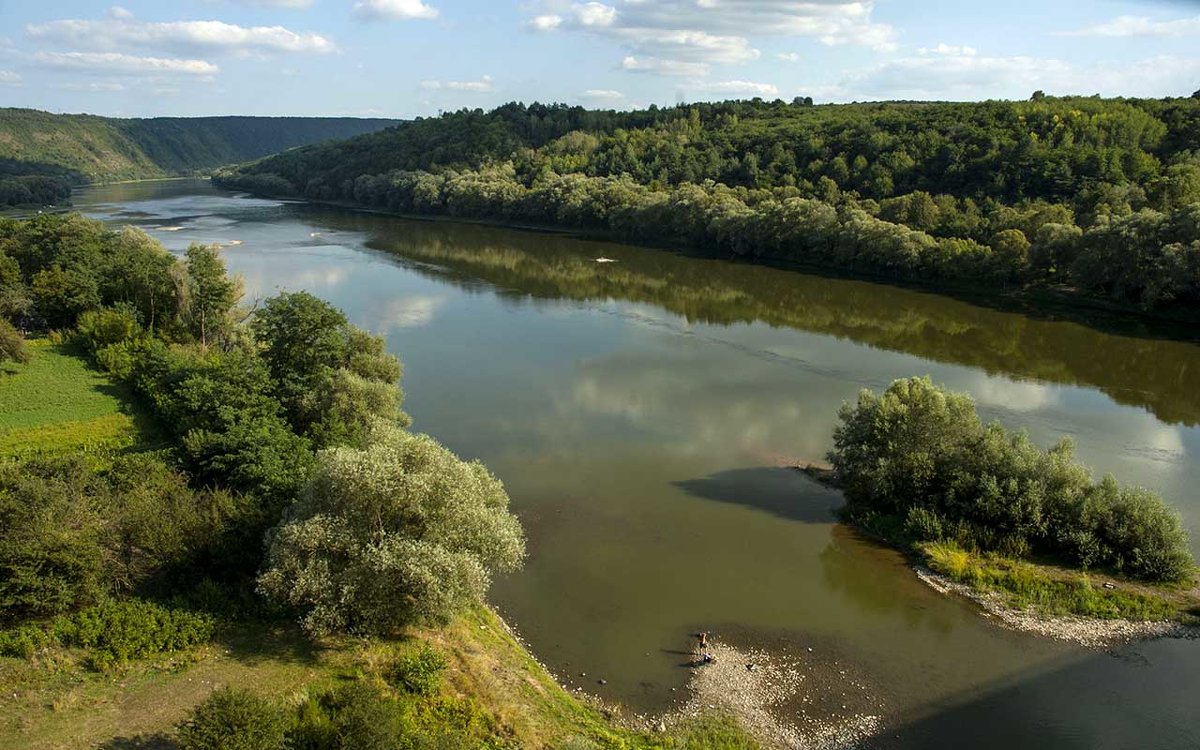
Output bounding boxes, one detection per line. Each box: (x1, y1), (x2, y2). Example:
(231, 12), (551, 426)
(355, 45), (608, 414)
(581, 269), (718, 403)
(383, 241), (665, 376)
(0, 108), (400, 185)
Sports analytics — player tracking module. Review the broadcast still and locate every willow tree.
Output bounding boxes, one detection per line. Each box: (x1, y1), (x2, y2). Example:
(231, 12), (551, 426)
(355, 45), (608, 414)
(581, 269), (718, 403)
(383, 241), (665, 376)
(258, 423), (525, 635)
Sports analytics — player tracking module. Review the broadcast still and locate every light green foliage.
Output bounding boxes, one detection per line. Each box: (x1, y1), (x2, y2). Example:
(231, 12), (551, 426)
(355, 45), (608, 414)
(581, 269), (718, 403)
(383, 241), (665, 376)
(387, 645), (447, 696)
(0, 598), (214, 669)
(923, 542), (1177, 621)
(0, 341), (146, 455)
(829, 377), (1194, 582)
(259, 423), (526, 635)
(178, 687), (289, 750)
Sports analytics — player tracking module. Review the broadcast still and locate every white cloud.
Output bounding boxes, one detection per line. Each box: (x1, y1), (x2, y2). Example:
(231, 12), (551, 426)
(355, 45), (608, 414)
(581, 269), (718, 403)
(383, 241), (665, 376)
(917, 43), (977, 57)
(231, 0), (315, 7)
(0, 70), (20, 86)
(1060, 15), (1200, 38)
(691, 79), (779, 97)
(34, 51), (219, 76)
(54, 80), (128, 92)
(581, 88), (624, 101)
(26, 11), (335, 55)
(529, 15), (564, 31)
(420, 75), (493, 92)
(527, 1), (894, 76)
(776, 52), (801, 63)
(621, 55), (708, 77)
(352, 0), (439, 21)
(825, 48), (1200, 101)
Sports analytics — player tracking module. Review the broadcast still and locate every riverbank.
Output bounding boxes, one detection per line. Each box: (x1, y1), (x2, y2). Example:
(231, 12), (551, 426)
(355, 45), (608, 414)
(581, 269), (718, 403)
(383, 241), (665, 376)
(796, 461), (1200, 648)
(214, 180), (1200, 333)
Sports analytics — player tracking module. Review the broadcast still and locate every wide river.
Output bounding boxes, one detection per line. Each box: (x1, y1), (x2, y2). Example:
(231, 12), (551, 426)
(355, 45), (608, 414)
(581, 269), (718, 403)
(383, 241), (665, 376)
(77, 179), (1199, 748)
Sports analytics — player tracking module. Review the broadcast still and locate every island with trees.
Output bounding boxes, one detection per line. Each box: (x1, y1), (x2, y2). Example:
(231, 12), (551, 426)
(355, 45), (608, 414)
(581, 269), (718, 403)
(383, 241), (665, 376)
(215, 95), (1200, 317)
(819, 376), (1198, 643)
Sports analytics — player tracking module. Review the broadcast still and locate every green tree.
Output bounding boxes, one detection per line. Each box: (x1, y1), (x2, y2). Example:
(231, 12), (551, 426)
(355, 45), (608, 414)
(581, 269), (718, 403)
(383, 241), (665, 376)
(184, 244), (238, 347)
(0, 318), (29, 365)
(258, 423), (525, 635)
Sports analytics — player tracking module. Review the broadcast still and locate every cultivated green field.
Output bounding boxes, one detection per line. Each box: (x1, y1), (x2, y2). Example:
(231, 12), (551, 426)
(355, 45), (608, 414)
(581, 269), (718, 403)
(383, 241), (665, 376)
(0, 340), (156, 456)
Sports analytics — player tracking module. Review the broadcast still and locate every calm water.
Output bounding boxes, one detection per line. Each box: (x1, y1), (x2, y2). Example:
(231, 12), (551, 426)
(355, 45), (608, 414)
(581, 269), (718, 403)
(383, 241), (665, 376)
(77, 180), (1200, 748)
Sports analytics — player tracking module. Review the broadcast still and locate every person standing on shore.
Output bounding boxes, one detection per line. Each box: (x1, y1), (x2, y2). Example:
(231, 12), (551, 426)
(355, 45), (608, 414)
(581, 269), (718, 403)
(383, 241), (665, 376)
(695, 631), (710, 659)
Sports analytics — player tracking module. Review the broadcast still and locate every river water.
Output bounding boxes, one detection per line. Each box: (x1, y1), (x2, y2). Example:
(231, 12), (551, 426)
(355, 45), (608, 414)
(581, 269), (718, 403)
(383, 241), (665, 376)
(76, 179), (1200, 748)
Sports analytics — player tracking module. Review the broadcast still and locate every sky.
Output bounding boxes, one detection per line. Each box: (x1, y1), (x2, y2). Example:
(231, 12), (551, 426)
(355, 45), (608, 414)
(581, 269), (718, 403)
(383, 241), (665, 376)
(0, 0), (1198, 118)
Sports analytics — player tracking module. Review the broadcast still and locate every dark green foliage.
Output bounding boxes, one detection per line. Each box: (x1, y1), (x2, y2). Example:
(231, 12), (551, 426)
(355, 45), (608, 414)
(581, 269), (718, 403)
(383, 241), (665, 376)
(387, 646), (448, 696)
(178, 687), (289, 750)
(829, 377), (1195, 582)
(0, 453), (242, 623)
(252, 291), (407, 447)
(218, 95), (1200, 311)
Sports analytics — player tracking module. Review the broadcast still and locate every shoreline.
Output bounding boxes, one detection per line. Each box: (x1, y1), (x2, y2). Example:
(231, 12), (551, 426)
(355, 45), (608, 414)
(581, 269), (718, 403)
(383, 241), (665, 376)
(793, 462), (1200, 649)
(209, 179), (1200, 334)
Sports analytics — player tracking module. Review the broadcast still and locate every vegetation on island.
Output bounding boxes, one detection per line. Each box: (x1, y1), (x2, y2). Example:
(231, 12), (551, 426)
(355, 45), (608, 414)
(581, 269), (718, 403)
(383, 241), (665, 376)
(217, 96), (1200, 314)
(827, 376), (1197, 620)
(0, 212), (756, 748)
(0, 108), (399, 207)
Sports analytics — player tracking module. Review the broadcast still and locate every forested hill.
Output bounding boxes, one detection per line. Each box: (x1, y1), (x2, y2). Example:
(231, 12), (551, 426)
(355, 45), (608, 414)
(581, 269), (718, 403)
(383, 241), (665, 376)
(0, 108), (399, 186)
(216, 97), (1200, 314)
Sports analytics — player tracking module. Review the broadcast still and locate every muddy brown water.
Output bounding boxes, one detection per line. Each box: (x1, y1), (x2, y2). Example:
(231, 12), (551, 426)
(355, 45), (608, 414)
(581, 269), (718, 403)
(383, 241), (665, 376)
(76, 180), (1200, 748)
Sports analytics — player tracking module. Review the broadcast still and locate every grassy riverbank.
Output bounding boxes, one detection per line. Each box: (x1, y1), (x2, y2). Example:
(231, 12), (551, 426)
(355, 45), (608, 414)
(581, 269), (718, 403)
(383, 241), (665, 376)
(0, 604), (755, 750)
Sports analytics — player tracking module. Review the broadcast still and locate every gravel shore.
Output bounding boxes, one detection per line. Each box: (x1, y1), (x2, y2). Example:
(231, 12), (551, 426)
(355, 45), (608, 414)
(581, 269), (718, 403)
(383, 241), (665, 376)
(914, 565), (1197, 649)
(660, 642), (882, 750)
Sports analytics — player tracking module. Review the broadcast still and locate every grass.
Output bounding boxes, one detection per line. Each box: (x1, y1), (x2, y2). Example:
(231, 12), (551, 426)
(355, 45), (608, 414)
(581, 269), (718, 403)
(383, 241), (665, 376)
(0, 608), (757, 750)
(0, 340), (159, 456)
(921, 542), (1188, 621)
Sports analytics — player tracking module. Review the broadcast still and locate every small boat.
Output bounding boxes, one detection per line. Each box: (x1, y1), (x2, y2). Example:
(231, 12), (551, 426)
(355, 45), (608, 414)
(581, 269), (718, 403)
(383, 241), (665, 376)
(594, 257), (617, 263)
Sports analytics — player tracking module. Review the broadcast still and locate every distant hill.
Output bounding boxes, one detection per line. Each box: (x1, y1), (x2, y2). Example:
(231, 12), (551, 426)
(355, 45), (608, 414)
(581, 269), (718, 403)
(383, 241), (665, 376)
(0, 108), (400, 185)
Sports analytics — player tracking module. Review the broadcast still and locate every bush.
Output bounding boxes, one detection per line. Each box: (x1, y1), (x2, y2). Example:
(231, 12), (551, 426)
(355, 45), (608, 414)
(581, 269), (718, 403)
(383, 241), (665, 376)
(258, 423), (525, 635)
(290, 682), (408, 750)
(178, 686), (288, 750)
(830, 377), (1194, 582)
(0, 318), (29, 365)
(387, 646), (448, 696)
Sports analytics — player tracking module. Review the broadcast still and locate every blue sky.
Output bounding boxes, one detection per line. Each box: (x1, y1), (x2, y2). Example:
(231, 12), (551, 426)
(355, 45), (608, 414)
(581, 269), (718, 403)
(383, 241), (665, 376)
(0, 0), (1198, 117)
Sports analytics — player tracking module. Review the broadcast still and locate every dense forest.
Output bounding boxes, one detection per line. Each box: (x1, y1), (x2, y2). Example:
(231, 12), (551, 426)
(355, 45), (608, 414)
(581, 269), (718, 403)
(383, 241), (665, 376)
(0, 108), (398, 207)
(216, 96), (1200, 313)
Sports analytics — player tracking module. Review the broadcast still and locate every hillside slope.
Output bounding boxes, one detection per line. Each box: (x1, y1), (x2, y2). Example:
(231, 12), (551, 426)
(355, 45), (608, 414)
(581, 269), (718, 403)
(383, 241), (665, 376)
(0, 108), (399, 184)
(215, 97), (1200, 314)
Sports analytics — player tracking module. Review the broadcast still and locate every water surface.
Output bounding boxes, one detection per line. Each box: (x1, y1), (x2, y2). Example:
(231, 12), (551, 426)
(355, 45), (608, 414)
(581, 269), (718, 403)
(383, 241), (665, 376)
(77, 180), (1200, 748)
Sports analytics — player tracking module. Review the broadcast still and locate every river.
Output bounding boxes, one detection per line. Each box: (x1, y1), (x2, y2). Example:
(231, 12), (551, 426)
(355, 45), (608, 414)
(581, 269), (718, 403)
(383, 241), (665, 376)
(76, 179), (1200, 748)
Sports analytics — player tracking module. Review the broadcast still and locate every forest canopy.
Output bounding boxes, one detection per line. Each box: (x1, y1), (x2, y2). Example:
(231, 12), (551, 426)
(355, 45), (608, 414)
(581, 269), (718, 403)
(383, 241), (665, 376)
(217, 96), (1200, 312)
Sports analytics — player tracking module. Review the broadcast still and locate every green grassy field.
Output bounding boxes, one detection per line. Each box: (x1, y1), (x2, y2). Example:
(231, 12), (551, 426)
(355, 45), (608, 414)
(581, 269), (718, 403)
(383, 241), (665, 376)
(0, 340), (158, 456)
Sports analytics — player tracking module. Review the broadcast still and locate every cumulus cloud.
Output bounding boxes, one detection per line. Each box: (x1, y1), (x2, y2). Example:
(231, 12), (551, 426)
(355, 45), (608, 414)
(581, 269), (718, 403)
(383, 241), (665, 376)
(581, 88), (624, 101)
(54, 80), (127, 92)
(231, 0), (315, 7)
(420, 75), (493, 91)
(352, 0), (439, 21)
(691, 79), (779, 97)
(0, 70), (20, 86)
(33, 51), (219, 76)
(1060, 15), (1200, 38)
(527, 0), (894, 76)
(26, 10), (335, 55)
(776, 52), (801, 62)
(824, 46), (1200, 101)
(621, 55), (708, 77)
